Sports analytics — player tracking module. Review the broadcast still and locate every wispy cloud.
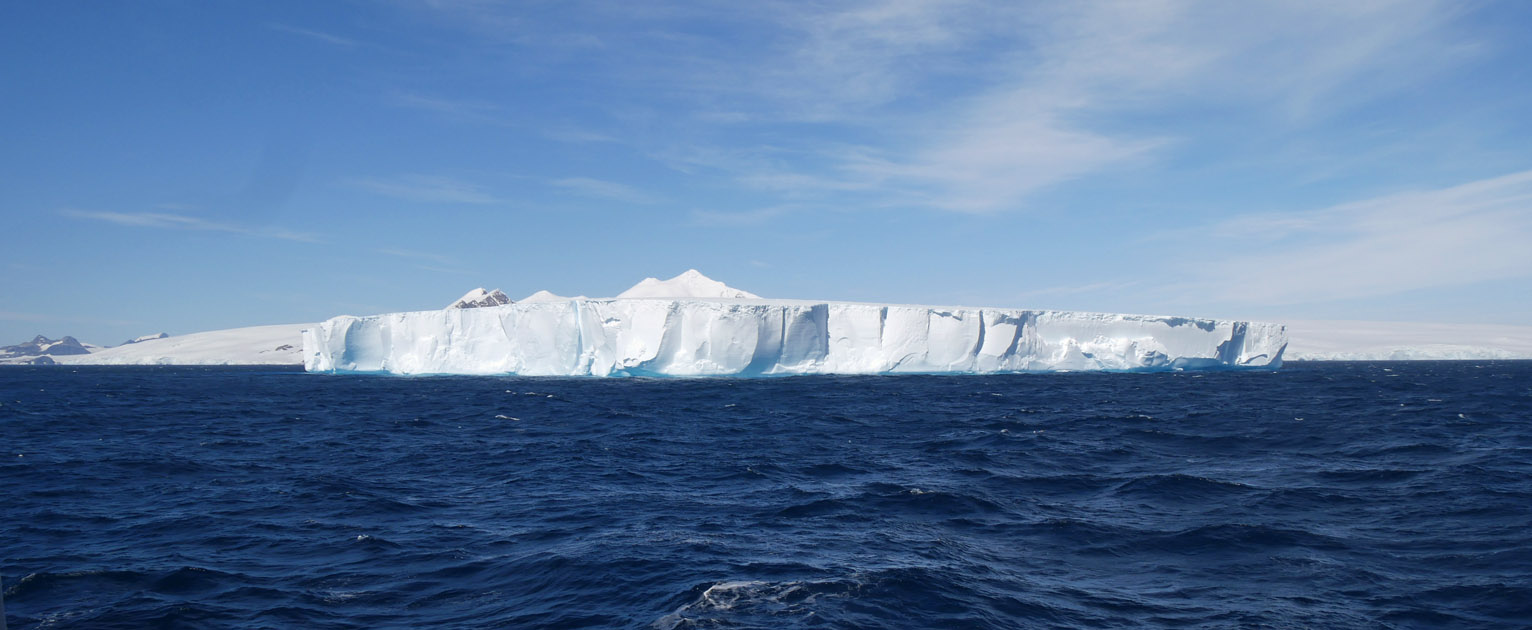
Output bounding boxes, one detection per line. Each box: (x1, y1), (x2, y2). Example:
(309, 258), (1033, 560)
(0, 310), (139, 327)
(375, 248), (476, 275)
(1016, 281), (1140, 300)
(651, 1), (1469, 214)
(550, 177), (659, 204)
(375, 248), (457, 266)
(841, 111), (1163, 213)
(61, 209), (320, 242)
(391, 91), (509, 126)
(395, 1), (1477, 217)
(748, 0), (981, 120)
(392, 91), (622, 145)
(1170, 170), (1532, 305)
(752, 1), (1466, 213)
(349, 174), (501, 204)
(415, 265), (475, 276)
(266, 23), (359, 47)
(762, 1), (1462, 121)
(0, 311), (49, 323)
(542, 128), (619, 144)
(690, 204), (801, 227)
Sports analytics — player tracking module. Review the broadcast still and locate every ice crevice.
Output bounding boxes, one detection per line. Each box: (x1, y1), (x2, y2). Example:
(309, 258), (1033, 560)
(302, 298), (1286, 376)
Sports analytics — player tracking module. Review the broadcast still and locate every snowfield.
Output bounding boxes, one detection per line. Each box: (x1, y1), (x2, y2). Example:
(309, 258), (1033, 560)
(1284, 320), (1532, 360)
(54, 324), (309, 366)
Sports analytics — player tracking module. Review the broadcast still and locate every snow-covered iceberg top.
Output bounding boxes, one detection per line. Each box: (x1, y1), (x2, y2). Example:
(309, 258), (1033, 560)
(519, 289), (588, 303)
(618, 269), (760, 299)
(302, 298), (1285, 377)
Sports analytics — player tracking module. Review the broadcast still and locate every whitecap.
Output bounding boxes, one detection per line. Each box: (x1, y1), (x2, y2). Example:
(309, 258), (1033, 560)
(651, 579), (841, 629)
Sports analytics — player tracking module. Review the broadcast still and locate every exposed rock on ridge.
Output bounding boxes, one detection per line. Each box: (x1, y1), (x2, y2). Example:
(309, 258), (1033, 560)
(448, 288), (512, 309)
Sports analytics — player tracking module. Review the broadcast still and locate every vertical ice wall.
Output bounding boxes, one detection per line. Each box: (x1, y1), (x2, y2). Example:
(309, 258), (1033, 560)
(302, 298), (1286, 376)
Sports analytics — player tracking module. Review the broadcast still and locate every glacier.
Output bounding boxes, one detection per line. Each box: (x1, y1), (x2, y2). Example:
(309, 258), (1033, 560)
(302, 298), (1286, 376)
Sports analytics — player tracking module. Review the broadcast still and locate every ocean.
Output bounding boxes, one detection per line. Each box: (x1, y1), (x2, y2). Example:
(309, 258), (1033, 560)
(1, 362), (1529, 629)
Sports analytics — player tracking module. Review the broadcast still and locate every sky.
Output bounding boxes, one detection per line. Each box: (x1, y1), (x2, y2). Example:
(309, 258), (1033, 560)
(4, 0), (1532, 345)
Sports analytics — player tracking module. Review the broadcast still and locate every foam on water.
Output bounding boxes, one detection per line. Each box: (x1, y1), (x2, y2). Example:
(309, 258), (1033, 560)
(651, 579), (843, 629)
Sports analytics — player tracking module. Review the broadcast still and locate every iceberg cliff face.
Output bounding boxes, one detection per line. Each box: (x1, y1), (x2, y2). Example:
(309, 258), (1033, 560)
(303, 299), (1285, 376)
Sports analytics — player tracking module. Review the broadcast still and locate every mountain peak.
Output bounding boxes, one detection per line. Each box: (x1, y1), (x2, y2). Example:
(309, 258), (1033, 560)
(2, 334), (91, 359)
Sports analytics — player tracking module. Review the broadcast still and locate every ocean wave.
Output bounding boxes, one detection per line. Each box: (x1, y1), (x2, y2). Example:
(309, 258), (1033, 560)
(3, 362), (1530, 628)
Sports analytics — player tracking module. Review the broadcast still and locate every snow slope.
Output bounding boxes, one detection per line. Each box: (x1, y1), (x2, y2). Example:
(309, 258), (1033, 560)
(123, 333), (170, 345)
(520, 290), (587, 303)
(55, 324), (309, 366)
(303, 299), (1285, 376)
(1284, 320), (1532, 360)
(618, 269), (761, 299)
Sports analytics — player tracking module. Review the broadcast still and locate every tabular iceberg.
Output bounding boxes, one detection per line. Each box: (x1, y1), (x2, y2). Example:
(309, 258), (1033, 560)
(302, 298), (1286, 376)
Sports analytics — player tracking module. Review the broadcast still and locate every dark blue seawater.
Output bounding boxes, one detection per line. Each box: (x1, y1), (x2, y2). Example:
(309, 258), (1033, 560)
(2, 363), (1530, 629)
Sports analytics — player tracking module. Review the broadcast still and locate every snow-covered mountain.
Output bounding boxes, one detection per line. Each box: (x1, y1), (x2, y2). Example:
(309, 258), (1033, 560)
(447, 288), (512, 309)
(0, 335), (103, 363)
(1, 335), (93, 357)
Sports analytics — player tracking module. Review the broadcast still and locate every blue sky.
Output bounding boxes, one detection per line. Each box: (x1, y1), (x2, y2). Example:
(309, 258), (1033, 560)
(4, 1), (1532, 344)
